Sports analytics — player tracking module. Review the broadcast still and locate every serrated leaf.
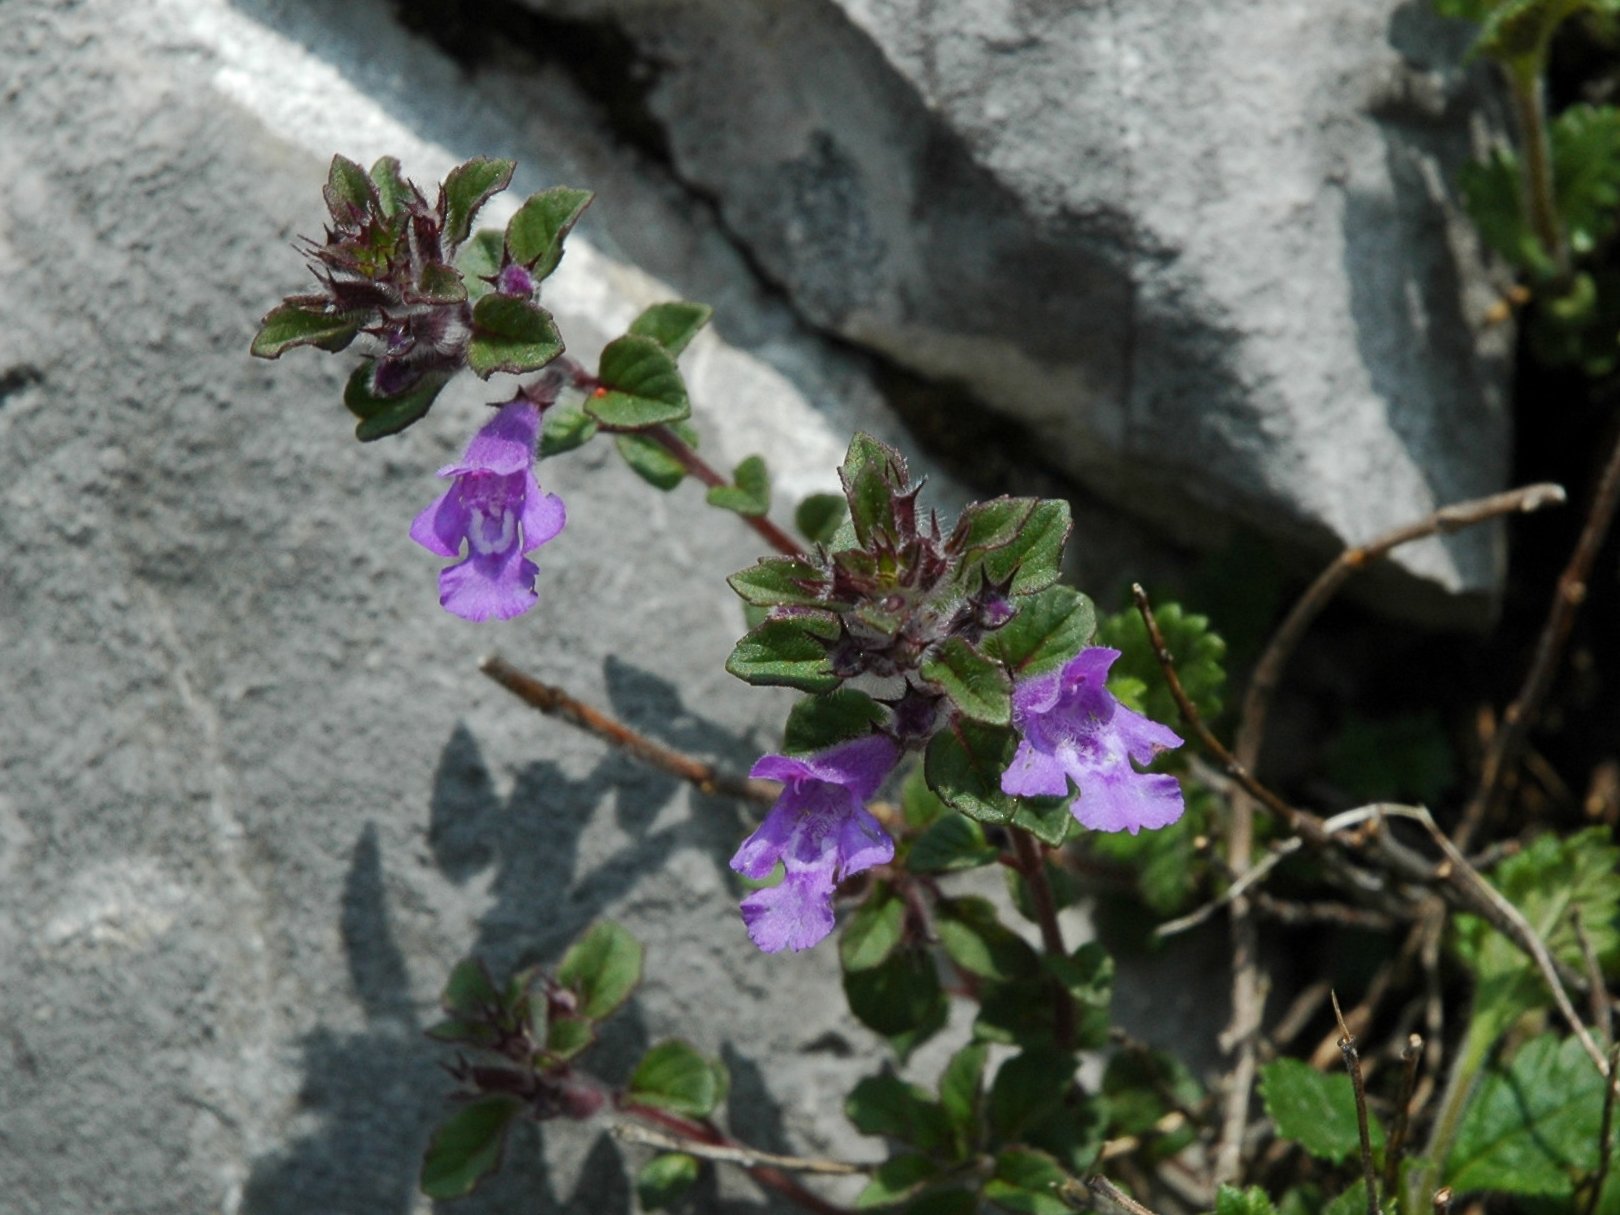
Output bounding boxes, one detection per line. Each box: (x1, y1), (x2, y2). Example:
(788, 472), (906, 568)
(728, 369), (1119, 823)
(1259, 1057), (1386, 1165)
(629, 300), (713, 355)
(1553, 103), (1620, 253)
(796, 492), (849, 545)
(924, 720), (1021, 824)
(556, 921), (643, 1021)
(369, 156), (412, 217)
(843, 946), (947, 1053)
(839, 433), (909, 547)
(615, 421), (696, 490)
(468, 294), (564, 378)
(627, 1039), (727, 1117)
(415, 261), (467, 304)
(908, 813), (1001, 873)
(856, 1153), (939, 1208)
(1453, 827), (1620, 1034)
(419, 1095), (523, 1199)
(540, 404), (598, 456)
(1448, 1034), (1609, 1198)
(457, 229), (505, 303)
(343, 365), (450, 441)
(707, 454), (771, 516)
(985, 586), (1096, 678)
(1215, 1185), (1280, 1215)
(936, 897), (1042, 982)
(845, 1073), (953, 1152)
(953, 498), (1072, 596)
(588, 335), (690, 428)
(729, 556), (832, 610)
(983, 1147), (1071, 1215)
(505, 185), (592, 281)
(1461, 147), (1555, 275)
(442, 157), (515, 252)
(726, 615), (841, 693)
(251, 302), (367, 358)
(922, 637), (1012, 725)
(636, 1152), (701, 1211)
(784, 688), (886, 754)
(1097, 599), (1226, 729)
(324, 154), (374, 223)
(841, 889), (906, 973)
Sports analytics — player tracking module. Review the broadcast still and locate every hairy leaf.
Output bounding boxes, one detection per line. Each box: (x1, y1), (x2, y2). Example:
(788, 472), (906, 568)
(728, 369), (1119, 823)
(505, 185), (592, 280)
(343, 366), (450, 441)
(921, 637), (1012, 726)
(629, 300), (713, 355)
(588, 335), (690, 428)
(783, 688), (885, 753)
(467, 295), (564, 377)
(706, 454), (771, 516)
(442, 157), (515, 252)
(726, 614), (841, 692)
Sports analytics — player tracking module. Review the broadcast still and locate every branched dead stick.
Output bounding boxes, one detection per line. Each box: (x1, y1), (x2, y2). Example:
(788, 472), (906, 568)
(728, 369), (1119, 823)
(1384, 1033), (1424, 1198)
(1470, 438), (1620, 827)
(1332, 992), (1380, 1215)
(1585, 1043), (1620, 1215)
(1065, 1175), (1166, 1215)
(611, 1121), (868, 1176)
(480, 654), (778, 805)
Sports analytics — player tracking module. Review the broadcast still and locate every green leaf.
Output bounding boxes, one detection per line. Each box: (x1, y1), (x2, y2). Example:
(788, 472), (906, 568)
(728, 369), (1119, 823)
(1448, 1033), (1608, 1198)
(1042, 942), (1114, 1013)
(615, 421), (696, 490)
(457, 229), (505, 302)
(1105, 1048), (1202, 1161)
(324, 154), (375, 223)
(467, 294), (565, 378)
(1258, 1057), (1385, 1165)
(785, 689), (886, 754)
(635, 1152), (701, 1211)
(1474, 0), (1593, 67)
(845, 1073), (953, 1152)
(343, 366), (451, 441)
(987, 1049), (1079, 1145)
(706, 454), (772, 517)
(250, 302), (366, 358)
(985, 586), (1097, 678)
(841, 889), (906, 973)
(726, 615), (841, 693)
(419, 1095), (523, 1199)
(922, 638), (1012, 726)
(627, 1039), (728, 1117)
(424, 1017), (499, 1048)
(839, 433), (909, 547)
(441, 957), (500, 1017)
(856, 1154), (938, 1208)
(588, 335), (690, 428)
(545, 1014), (594, 1060)
(1215, 1185), (1280, 1215)
(505, 186), (593, 281)
(935, 897), (1042, 982)
(629, 300), (713, 356)
(556, 921), (643, 1021)
(982, 1147), (1071, 1215)
(951, 498), (1072, 596)
(1553, 103), (1620, 254)
(1320, 1181), (1389, 1215)
(540, 404), (599, 456)
(796, 493), (849, 545)
(442, 157), (515, 252)
(843, 946), (948, 1053)
(1324, 710), (1455, 805)
(924, 720), (1021, 824)
(901, 766), (949, 831)
(369, 156), (412, 217)
(908, 814), (1001, 874)
(1098, 599), (1226, 729)
(904, 1189), (980, 1215)
(1460, 147), (1555, 275)
(1010, 797), (1076, 848)
(938, 1042), (988, 1144)
(1453, 827), (1620, 1034)
(729, 557), (833, 609)
(415, 261), (467, 304)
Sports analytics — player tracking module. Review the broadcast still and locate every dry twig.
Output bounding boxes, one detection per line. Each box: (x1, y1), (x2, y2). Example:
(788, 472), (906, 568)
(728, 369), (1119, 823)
(1384, 1033), (1424, 1198)
(611, 1121), (867, 1176)
(1332, 992), (1380, 1215)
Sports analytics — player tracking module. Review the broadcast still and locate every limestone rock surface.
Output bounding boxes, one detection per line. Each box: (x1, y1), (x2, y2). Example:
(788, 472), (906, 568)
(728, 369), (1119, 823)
(521, 0), (1514, 623)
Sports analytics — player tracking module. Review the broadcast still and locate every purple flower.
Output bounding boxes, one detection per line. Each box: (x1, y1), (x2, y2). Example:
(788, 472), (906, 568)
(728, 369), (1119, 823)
(1000, 647), (1185, 835)
(730, 735), (900, 953)
(409, 401), (565, 621)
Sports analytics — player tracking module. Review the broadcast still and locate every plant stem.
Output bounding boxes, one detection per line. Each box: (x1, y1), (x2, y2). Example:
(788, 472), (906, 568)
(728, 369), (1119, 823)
(1508, 63), (1568, 281)
(644, 424), (810, 559)
(1009, 826), (1077, 1052)
(1410, 1012), (1497, 1214)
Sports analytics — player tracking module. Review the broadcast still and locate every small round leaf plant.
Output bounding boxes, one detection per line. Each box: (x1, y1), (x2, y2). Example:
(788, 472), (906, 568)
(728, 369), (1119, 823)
(252, 154), (1188, 949)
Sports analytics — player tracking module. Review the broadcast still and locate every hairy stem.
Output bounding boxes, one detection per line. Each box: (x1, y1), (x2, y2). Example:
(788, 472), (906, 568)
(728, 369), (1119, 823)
(1010, 827), (1077, 1052)
(1508, 63), (1567, 281)
(645, 424), (810, 558)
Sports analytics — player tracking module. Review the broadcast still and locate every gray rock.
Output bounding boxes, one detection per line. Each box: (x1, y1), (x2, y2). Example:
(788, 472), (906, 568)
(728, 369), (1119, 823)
(520, 0), (1514, 624)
